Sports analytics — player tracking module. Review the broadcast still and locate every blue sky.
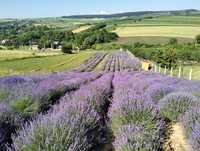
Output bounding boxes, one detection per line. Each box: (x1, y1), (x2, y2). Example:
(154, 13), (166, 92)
(1, 0), (200, 18)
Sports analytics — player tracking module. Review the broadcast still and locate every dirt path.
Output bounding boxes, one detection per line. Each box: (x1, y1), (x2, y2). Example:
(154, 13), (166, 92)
(164, 123), (192, 151)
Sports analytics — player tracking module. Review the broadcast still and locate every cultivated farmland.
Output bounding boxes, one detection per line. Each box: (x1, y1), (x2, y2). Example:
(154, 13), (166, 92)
(0, 50), (95, 76)
(0, 50), (200, 151)
(114, 26), (200, 38)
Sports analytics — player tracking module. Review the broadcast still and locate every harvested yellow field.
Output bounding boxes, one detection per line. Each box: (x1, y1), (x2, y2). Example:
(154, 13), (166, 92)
(115, 26), (200, 38)
(73, 25), (91, 33)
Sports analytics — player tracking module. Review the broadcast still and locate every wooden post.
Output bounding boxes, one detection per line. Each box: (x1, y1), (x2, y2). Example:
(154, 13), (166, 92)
(189, 68), (193, 80)
(164, 66), (167, 75)
(178, 66), (181, 78)
(170, 67), (173, 77)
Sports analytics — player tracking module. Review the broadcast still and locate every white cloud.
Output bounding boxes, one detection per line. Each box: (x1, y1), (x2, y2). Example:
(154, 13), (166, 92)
(99, 10), (108, 15)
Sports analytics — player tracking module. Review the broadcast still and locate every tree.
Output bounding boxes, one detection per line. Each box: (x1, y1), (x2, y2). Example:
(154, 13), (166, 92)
(169, 38), (178, 45)
(62, 42), (73, 54)
(195, 35), (200, 44)
(154, 48), (178, 69)
(164, 48), (178, 68)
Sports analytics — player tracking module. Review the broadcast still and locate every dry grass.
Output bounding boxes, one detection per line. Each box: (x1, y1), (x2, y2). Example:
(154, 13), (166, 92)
(73, 25), (91, 33)
(114, 26), (200, 38)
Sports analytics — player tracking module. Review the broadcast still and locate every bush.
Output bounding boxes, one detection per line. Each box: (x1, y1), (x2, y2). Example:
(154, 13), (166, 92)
(181, 105), (200, 137)
(111, 99), (165, 151)
(158, 92), (198, 121)
(196, 35), (200, 44)
(10, 97), (39, 118)
(61, 42), (73, 54)
(189, 122), (200, 151)
(169, 38), (178, 45)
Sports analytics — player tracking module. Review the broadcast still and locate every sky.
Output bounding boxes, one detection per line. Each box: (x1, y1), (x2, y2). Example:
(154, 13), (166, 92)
(1, 0), (200, 18)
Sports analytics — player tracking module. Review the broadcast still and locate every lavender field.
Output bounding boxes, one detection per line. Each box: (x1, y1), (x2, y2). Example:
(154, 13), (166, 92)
(0, 50), (200, 151)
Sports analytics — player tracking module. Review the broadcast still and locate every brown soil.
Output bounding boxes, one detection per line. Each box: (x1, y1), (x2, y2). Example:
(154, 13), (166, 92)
(164, 123), (192, 151)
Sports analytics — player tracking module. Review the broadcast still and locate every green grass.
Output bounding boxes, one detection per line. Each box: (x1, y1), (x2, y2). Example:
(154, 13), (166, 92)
(155, 64), (200, 81)
(114, 26), (200, 38)
(117, 36), (193, 44)
(114, 16), (200, 27)
(0, 51), (95, 76)
(0, 50), (62, 61)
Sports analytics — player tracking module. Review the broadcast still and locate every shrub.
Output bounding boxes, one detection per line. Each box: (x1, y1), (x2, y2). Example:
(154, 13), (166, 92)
(110, 98), (165, 151)
(0, 89), (9, 101)
(10, 103), (106, 151)
(114, 124), (162, 151)
(196, 35), (200, 44)
(189, 122), (200, 151)
(169, 38), (178, 45)
(158, 92), (198, 121)
(144, 84), (174, 104)
(181, 105), (200, 137)
(61, 42), (73, 54)
(10, 97), (39, 118)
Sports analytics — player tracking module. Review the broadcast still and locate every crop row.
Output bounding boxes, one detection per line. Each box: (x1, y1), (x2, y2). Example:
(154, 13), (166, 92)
(0, 72), (101, 150)
(109, 71), (200, 150)
(103, 50), (141, 72)
(75, 52), (107, 72)
(9, 73), (114, 151)
(1, 70), (200, 150)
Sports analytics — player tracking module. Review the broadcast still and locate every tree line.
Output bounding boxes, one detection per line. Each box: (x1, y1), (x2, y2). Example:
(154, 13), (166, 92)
(123, 37), (200, 69)
(0, 22), (118, 52)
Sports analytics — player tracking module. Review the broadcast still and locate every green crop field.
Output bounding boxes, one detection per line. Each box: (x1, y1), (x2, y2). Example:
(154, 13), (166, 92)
(114, 16), (200, 27)
(0, 50), (95, 76)
(0, 50), (62, 61)
(111, 15), (200, 44)
(117, 36), (193, 44)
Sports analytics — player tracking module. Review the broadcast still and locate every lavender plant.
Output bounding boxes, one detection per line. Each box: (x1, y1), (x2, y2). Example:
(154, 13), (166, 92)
(9, 73), (114, 151)
(159, 92), (199, 121)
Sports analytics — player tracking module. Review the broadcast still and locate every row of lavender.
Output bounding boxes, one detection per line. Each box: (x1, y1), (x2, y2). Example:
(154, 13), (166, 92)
(109, 71), (200, 151)
(7, 71), (200, 150)
(8, 73), (114, 150)
(75, 52), (107, 72)
(103, 50), (141, 72)
(0, 71), (101, 150)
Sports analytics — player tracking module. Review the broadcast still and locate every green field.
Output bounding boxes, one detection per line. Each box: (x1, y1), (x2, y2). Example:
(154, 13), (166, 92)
(114, 26), (200, 38)
(117, 36), (193, 44)
(0, 50), (95, 76)
(155, 64), (200, 81)
(0, 50), (62, 61)
(110, 15), (200, 44)
(114, 16), (200, 27)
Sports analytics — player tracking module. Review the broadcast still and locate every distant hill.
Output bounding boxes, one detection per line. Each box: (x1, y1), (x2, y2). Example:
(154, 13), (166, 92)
(62, 9), (200, 19)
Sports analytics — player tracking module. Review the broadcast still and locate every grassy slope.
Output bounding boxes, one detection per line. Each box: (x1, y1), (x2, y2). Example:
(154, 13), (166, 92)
(0, 50), (61, 61)
(155, 64), (200, 81)
(0, 51), (95, 76)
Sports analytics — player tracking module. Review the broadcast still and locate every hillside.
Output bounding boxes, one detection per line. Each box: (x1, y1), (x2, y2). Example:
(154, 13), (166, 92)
(62, 9), (200, 19)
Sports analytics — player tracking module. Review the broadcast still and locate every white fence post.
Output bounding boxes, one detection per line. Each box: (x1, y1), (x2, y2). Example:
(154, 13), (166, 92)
(178, 66), (181, 78)
(164, 66), (167, 75)
(158, 66), (161, 73)
(189, 68), (193, 80)
(170, 67), (173, 77)
(155, 65), (157, 72)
